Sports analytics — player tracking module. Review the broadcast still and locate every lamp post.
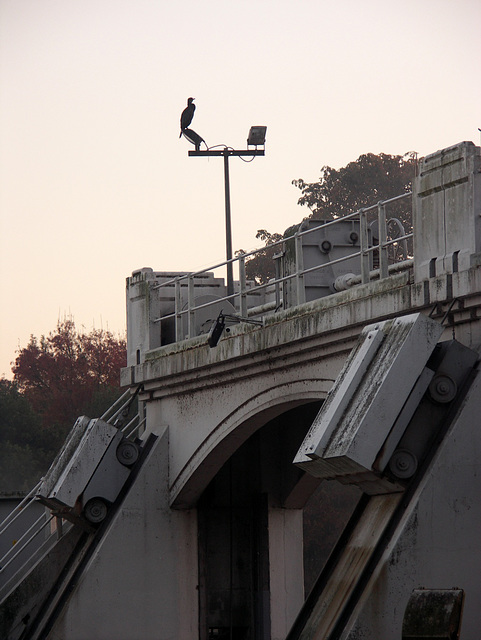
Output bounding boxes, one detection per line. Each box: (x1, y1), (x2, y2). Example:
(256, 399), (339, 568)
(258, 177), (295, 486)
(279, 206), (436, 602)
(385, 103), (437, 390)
(223, 148), (233, 296)
(189, 126), (266, 297)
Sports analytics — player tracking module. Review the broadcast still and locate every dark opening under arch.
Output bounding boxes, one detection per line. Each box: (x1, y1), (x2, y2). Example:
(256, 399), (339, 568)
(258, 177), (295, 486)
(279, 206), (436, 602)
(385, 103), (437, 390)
(197, 401), (361, 639)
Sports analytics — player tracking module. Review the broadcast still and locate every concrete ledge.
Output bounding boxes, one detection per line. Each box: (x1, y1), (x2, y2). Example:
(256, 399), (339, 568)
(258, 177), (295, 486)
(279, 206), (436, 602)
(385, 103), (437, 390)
(121, 266), (481, 396)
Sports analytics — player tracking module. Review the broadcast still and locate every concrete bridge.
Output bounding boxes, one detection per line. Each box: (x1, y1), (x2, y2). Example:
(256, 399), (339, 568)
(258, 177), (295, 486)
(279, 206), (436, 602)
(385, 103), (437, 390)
(2, 141), (481, 639)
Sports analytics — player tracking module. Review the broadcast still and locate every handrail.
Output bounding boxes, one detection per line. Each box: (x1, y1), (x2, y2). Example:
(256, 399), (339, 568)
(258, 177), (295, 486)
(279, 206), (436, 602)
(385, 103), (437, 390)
(151, 192), (411, 294)
(0, 481), (42, 537)
(150, 193), (412, 341)
(0, 513), (53, 574)
(100, 387), (132, 421)
(0, 389), (145, 592)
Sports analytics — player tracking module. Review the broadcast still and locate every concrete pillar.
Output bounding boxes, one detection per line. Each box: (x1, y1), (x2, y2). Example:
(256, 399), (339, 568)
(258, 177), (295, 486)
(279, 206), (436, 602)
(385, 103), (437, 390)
(268, 508), (305, 640)
(413, 141), (481, 282)
(126, 268), (162, 367)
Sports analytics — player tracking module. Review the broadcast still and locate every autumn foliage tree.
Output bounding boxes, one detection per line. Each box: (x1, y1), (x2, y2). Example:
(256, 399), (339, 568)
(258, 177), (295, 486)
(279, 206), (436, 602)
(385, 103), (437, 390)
(0, 320), (127, 490)
(12, 319), (126, 432)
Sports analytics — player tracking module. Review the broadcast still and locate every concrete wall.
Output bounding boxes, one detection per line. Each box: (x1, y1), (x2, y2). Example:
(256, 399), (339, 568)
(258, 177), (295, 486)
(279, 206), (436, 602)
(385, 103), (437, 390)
(126, 267), (228, 366)
(268, 509), (304, 639)
(123, 260), (481, 511)
(414, 141), (481, 281)
(50, 428), (199, 640)
(341, 356), (481, 639)
(48, 402), (320, 640)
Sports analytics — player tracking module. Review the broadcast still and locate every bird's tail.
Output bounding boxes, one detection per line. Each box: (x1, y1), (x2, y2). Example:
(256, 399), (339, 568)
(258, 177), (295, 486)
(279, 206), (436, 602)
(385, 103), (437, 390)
(181, 128), (206, 151)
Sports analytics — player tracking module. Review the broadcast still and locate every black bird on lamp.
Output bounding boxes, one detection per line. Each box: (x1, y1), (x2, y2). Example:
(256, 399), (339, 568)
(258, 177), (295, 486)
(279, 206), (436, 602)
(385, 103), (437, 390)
(179, 97), (207, 151)
(180, 97), (195, 136)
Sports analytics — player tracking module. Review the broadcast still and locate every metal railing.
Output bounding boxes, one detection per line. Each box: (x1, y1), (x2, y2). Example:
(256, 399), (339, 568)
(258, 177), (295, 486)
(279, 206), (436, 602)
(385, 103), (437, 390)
(0, 389), (144, 597)
(0, 483), (55, 599)
(152, 193), (413, 342)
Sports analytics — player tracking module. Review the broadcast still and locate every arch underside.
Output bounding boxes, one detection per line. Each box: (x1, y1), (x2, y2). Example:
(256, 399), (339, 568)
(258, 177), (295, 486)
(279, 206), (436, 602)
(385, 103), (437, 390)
(170, 379), (332, 509)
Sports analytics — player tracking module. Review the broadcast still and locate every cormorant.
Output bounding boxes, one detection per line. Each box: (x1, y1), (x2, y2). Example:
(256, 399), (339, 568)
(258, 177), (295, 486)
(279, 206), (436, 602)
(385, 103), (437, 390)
(180, 97), (195, 137)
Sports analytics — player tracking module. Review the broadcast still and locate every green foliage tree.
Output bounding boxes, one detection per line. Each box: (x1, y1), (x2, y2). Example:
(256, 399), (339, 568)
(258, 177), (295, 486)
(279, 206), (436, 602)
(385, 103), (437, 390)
(292, 152), (416, 224)
(236, 229), (282, 285)
(0, 320), (127, 491)
(243, 151), (417, 283)
(0, 379), (54, 491)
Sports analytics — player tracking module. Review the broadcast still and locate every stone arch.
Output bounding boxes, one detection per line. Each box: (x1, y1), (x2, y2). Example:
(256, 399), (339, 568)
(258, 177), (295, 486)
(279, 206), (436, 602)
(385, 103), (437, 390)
(170, 378), (331, 509)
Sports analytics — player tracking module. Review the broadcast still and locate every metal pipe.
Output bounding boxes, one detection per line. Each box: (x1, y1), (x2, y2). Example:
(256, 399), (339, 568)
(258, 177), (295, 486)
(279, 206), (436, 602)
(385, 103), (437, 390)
(334, 258), (414, 291)
(247, 300), (280, 318)
(0, 514), (53, 572)
(126, 416), (147, 440)
(108, 396), (137, 425)
(0, 482), (42, 536)
(100, 388), (131, 421)
(121, 413), (141, 435)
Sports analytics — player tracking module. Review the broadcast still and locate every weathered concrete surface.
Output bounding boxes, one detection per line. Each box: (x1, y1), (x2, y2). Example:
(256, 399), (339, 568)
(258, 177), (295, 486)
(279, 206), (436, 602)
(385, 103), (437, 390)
(414, 141), (481, 281)
(339, 358), (481, 640)
(268, 508), (304, 639)
(121, 264), (481, 511)
(0, 525), (85, 640)
(298, 493), (403, 640)
(49, 427), (199, 640)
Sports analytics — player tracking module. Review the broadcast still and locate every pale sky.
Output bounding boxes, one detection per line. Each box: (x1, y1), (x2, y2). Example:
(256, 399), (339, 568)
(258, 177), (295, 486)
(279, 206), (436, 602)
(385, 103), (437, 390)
(1, 0), (480, 378)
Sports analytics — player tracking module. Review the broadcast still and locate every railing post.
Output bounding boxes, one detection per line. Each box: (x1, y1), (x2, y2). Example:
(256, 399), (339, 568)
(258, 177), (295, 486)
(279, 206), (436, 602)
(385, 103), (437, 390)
(239, 254), (248, 318)
(187, 275), (195, 339)
(273, 252), (282, 310)
(360, 209), (370, 284)
(377, 201), (389, 279)
(175, 278), (182, 342)
(295, 231), (306, 305)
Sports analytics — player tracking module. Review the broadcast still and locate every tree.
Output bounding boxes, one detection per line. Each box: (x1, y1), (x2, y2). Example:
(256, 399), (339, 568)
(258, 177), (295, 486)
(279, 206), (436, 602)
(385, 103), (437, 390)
(243, 151), (417, 283)
(236, 230), (283, 285)
(12, 319), (126, 434)
(0, 378), (55, 491)
(0, 320), (128, 490)
(292, 151), (416, 230)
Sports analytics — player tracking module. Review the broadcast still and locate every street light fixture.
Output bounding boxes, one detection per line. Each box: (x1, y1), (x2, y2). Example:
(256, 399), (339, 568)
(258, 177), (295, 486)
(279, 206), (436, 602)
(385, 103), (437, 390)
(188, 127), (266, 297)
(247, 126), (267, 147)
(207, 312), (264, 348)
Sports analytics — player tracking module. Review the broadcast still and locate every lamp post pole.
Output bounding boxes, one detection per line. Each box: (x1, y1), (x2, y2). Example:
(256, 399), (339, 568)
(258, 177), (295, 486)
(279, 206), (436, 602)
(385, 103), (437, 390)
(223, 149), (234, 296)
(189, 148), (265, 298)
